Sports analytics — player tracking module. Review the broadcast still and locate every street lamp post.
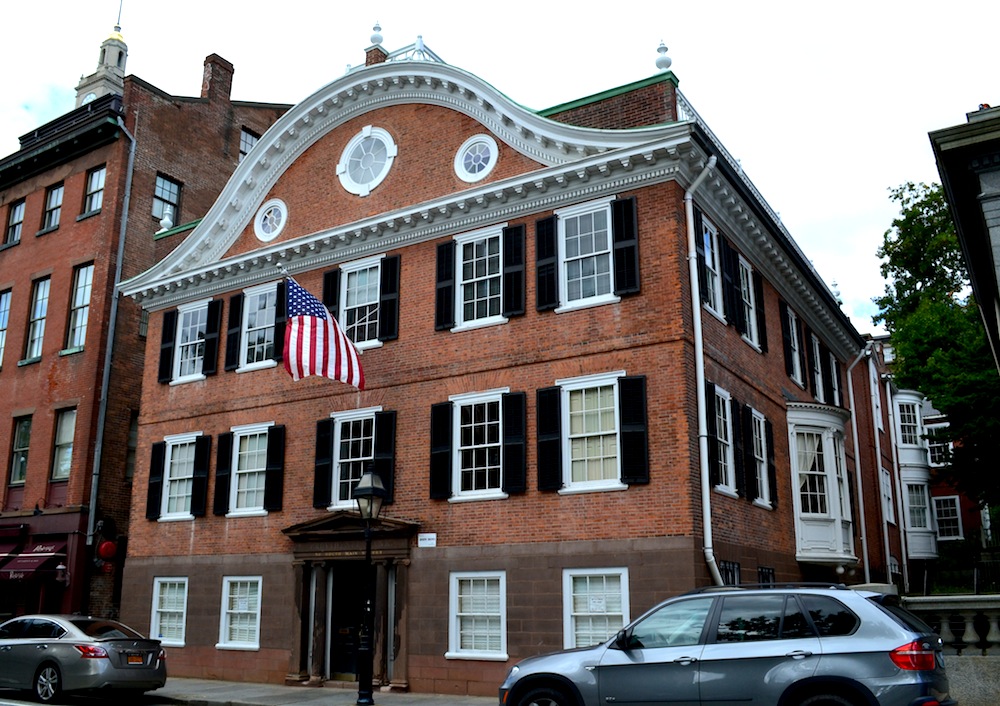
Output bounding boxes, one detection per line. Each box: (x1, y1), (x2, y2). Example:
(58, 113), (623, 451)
(353, 465), (387, 706)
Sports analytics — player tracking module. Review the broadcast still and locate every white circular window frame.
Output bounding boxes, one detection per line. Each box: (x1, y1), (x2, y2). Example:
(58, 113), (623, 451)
(253, 198), (288, 242)
(454, 134), (499, 183)
(337, 126), (398, 197)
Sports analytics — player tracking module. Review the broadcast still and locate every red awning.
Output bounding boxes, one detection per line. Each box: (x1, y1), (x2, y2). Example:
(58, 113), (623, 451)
(0, 540), (66, 580)
(0, 541), (19, 559)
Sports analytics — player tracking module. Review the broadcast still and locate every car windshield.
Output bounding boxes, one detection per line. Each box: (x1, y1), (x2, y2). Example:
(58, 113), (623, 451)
(69, 619), (144, 640)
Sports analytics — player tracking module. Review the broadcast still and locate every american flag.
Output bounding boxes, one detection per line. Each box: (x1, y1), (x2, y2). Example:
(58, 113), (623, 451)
(283, 277), (365, 390)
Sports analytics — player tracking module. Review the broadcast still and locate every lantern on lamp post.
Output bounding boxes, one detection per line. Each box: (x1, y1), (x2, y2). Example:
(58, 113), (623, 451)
(352, 464), (387, 705)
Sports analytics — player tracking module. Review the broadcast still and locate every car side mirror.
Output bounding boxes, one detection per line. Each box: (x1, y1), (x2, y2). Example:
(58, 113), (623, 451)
(614, 628), (632, 651)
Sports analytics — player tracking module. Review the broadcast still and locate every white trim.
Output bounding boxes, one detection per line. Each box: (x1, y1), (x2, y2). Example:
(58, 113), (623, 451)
(151, 577), (188, 647)
(340, 254), (386, 350)
(328, 406), (383, 510)
(159, 431), (203, 521)
(172, 298), (211, 383)
(448, 388), (510, 500)
(712, 386), (736, 492)
(701, 216), (724, 316)
(454, 134), (499, 183)
(216, 575), (263, 651)
(933, 495), (964, 540)
(225, 421), (275, 517)
(446, 570), (508, 661)
(238, 282), (279, 372)
(337, 125), (397, 197)
(554, 197), (620, 313)
(555, 371), (627, 493)
(562, 567), (630, 649)
(253, 199), (287, 242)
(453, 224), (508, 331)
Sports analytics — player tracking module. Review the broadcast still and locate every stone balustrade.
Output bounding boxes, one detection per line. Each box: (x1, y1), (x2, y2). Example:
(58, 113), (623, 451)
(903, 594), (1000, 655)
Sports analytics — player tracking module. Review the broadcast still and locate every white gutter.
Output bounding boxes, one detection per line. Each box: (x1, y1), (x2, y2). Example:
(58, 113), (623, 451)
(685, 155), (723, 586)
(87, 117), (136, 546)
(846, 342), (873, 583)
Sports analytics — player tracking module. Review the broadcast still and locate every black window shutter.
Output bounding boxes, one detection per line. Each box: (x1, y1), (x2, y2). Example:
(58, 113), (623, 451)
(202, 300), (223, 376)
(535, 216), (559, 311)
(779, 301), (794, 378)
(536, 386), (563, 491)
(313, 419), (334, 508)
(765, 419), (777, 509)
(435, 242), (455, 330)
(429, 402), (453, 499)
(262, 425), (285, 511)
(146, 441), (166, 520)
(797, 320), (808, 387)
(157, 310), (177, 384)
(190, 435), (212, 517)
(741, 405), (759, 502)
(705, 381), (720, 487)
(323, 269), (341, 317)
(374, 411), (397, 504)
(611, 196), (640, 296)
(732, 397), (746, 497)
(379, 255), (400, 341)
(753, 271), (768, 352)
(694, 209), (709, 304)
(619, 375), (649, 485)
(214, 432), (234, 516)
(821, 345), (835, 404)
(502, 225), (526, 317)
(224, 295), (244, 372)
(501, 392), (527, 494)
(804, 328), (816, 395)
(273, 281), (286, 362)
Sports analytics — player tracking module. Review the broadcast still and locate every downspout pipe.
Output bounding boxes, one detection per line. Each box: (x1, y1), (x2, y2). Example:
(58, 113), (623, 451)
(846, 342), (873, 582)
(685, 155), (723, 586)
(87, 117), (136, 547)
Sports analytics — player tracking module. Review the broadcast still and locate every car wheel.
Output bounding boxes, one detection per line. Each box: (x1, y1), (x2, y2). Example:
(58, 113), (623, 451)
(797, 694), (856, 706)
(33, 663), (61, 704)
(515, 686), (575, 706)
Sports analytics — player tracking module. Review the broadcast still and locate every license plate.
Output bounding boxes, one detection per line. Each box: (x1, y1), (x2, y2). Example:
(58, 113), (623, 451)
(127, 653), (144, 665)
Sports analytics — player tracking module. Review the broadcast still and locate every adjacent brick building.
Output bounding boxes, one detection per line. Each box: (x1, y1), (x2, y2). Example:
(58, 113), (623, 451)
(0, 26), (287, 619)
(117, 38), (934, 695)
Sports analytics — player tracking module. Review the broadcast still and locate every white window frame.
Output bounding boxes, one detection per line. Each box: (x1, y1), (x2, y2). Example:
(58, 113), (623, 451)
(449, 389), (509, 501)
(160, 431), (202, 521)
(84, 166), (106, 214)
(252, 199), (286, 243)
(926, 423), (952, 467)
(24, 277), (50, 361)
(153, 174), (181, 222)
(217, 576), (262, 651)
(239, 128), (259, 162)
(65, 263), (94, 351)
(0, 289), (11, 368)
(738, 256), (759, 347)
(5, 199), (24, 244)
(829, 352), (841, 406)
(906, 483), (931, 530)
(51, 408), (76, 481)
(881, 467), (896, 525)
(702, 216), (724, 315)
(897, 402), (921, 446)
(238, 283), (278, 372)
(787, 307), (803, 386)
(555, 197), (619, 313)
(446, 571), (507, 661)
(454, 134), (499, 183)
(750, 408), (771, 509)
(227, 422), (274, 517)
(453, 224), (507, 331)
(934, 495), (964, 540)
(42, 183), (63, 231)
(151, 577), (189, 647)
(329, 407), (382, 510)
(340, 254), (385, 350)
(713, 387), (737, 494)
(557, 371), (628, 494)
(171, 299), (210, 384)
(869, 359), (884, 431)
(337, 125), (397, 197)
(810, 335), (825, 402)
(562, 568), (630, 649)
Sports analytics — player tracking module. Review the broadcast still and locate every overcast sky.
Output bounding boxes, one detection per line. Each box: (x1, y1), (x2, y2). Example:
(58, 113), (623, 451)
(5, 1), (998, 336)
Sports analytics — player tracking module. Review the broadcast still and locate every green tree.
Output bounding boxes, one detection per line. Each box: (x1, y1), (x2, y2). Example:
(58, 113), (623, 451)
(875, 182), (1000, 506)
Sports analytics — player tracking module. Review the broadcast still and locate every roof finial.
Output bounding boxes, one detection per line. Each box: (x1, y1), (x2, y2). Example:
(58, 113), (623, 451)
(116, 0), (123, 31)
(655, 40), (672, 71)
(371, 22), (383, 46)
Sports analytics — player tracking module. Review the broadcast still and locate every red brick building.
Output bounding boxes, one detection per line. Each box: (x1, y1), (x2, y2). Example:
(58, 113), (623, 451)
(0, 26), (287, 619)
(118, 40), (924, 695)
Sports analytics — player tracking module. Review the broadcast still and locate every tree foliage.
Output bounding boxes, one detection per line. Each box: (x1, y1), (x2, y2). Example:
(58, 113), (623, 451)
(875, 182), (1000, 506)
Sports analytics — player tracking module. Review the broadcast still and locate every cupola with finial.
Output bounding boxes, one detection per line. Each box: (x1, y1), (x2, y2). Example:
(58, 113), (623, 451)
(75, 17), (128, 107)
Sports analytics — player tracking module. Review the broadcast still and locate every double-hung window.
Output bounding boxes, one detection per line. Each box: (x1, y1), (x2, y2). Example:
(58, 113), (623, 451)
(174, 300), (209, 381)
(906, 483), (930, 530)
(159, 300), (222, 384)
(230, 424), (269, 513)
(24, 277), (50, 361)
(42, 184), (63, 231)
(160, 433), (201, 520)
(316, 408), (395, 510)
(927, 423), (951, 466)
(151, 577), (188, 646)
(330, 409), (375, 508)
(810, 335), (825, 402)
(560, 198), (615, 308)
(712, 387), (736, 491)
(452, 390), (504, 498)
(447, 571), (507, 660)
(780, 303), (804, 385)
(750, 409), (771, 507)
(240, 283), (277, 369)
(4, 200), (24, 245)
(796, 430), (829, 515)
(51, 409), (76, 481)
(934, 496), (963, 540)
(563, 568), (629, 648)
(701, 217), (723, 314)
(239, 128), (259, 162)
(0, 289), (10, 368)
(738, 256), (759, 346)
(10, 417), (31, 485)
(456, 226), (503, 328)
(897, 402), (920, 445)
(214, 422), (285, 516)
(343, 256), (382, 345)
(881, 467), (896, 524)
(153, 174), (181, 224)
(66, 263), (94, 350)
(218, 576), (262, 650)
(83, 166), (106, 214)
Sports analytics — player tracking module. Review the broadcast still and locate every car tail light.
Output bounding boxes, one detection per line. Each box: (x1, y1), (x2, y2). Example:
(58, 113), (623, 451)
(889, 640), (937, 671)
(74, 645), (109, 659)
(157, 648), (166, 661)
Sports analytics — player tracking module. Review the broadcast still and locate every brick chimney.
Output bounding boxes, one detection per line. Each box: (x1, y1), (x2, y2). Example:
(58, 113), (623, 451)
(366, 46), (388, 66)
(201, 54), (234, 101)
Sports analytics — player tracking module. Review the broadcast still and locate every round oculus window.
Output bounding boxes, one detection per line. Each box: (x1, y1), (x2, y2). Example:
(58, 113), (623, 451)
(253, 199), (287, 242)
(454, 134), (499, 183)
(337, 126), (398, 196)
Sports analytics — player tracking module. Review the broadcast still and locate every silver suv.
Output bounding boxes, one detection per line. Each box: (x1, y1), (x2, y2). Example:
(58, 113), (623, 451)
(498, 584), (954, 706)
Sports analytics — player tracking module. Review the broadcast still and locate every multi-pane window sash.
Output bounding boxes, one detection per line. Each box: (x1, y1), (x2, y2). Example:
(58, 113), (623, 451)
(907, 483), (929, 529)
(336, 416), (374, 504)
(569, 384), (618, 484)
(25, 278), (50, 360)
(787, 308), (803, 383)
(175, 304), (208, 378)
(0, 290), (10, 367)
(233, 431), (268, 510)
(242, 287), (276, 365)
(67, 264), (94, 349)
(43, 184), (63, 230)
(84, 167), (106, 213)
(751, 412), (769, 503)
(713, 390), (734, 489)
(165, 440), (197, 516)
(796, 431), (828, 514)
(456, 576), (502, 653)
(10, 417), (31, 484)
(568, 572), (626, 648)
(344, 264), (380, 344)
(898, 403), (920, 445)
(239, 129), (259, 162)
(51, 409), (76, 480)
(738, 258), (758, 345)
(152, 578), (188, 646)
(153, 175), (180, 221)
(564, 206), (612, 303)
(701, 219), (723, 313)
(220, 577), (261, 647)
(934, 496), (963, 539)
(5, 200), (24, 244)
(460, 233), (502, 322)
(458, 399), (501, 492)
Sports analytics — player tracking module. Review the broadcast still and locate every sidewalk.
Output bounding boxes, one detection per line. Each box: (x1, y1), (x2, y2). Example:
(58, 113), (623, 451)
(151, 677), (497, 706)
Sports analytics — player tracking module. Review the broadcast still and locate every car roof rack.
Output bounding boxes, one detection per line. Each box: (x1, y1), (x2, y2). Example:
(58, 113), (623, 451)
(683, 582), (850, 594)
